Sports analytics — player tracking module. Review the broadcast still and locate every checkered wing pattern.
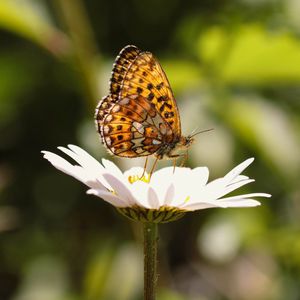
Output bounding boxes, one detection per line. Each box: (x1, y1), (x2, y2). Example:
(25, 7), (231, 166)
(95, 45), (181, 158)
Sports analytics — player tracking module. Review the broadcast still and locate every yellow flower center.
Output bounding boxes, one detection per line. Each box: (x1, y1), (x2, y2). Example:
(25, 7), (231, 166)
(128, 174), (151, 184)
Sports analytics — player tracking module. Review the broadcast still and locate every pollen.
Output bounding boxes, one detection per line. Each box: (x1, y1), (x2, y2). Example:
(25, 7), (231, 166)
(128, 174), (151, 184)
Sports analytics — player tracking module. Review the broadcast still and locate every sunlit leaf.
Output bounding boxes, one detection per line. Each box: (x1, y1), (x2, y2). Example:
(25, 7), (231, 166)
(198, 25), (300, 84)
(162, 60), (204, 92)
(0, 0), (69, 56)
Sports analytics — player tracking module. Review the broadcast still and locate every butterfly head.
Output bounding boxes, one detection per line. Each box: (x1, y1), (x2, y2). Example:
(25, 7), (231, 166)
(179, 135), (194, 149)
(179, 128), (214, 149)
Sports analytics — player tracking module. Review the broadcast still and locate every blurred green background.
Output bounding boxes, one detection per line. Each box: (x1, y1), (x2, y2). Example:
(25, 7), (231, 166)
(1, 0), (300, 299)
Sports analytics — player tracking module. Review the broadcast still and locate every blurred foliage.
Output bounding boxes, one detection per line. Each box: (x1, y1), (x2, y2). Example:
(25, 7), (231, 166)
(0, 0), (300, 299)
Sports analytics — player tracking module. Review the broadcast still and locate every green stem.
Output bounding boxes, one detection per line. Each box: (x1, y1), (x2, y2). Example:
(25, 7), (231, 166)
(143, 222), (158, 300)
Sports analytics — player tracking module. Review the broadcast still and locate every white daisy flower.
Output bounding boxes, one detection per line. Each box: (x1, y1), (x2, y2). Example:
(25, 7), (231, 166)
(41, 145), (271, 223)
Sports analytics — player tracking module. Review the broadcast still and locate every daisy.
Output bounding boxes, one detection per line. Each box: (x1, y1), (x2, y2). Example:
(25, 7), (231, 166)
(41, 144), (270, 223)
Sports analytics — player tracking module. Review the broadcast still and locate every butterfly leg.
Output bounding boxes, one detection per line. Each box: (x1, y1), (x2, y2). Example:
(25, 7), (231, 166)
(139, 156), (149, 179)
(172, 158), (177, 174)
(166, 154), (181, 174)
(149, 156), (159, 179)
(180, 150), (189, 167)
(168, 152), (188, 171)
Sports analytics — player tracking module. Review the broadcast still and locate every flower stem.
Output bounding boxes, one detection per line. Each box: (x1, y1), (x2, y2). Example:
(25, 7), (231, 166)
(143, 222), (158, 300)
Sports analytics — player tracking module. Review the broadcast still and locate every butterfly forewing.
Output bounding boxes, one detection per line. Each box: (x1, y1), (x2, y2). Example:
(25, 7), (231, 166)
(118, 49), (181, 137)
(95, 45), (182, 158)
(110, 46), (142, 100)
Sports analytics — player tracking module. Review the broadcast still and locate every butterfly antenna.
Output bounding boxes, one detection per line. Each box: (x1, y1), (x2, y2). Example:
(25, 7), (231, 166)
(190, 127), (198, 136)
(189, 128), (214, 138)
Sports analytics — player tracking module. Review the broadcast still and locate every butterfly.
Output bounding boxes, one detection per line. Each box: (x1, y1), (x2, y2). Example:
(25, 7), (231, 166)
(95, 45), (199, 173)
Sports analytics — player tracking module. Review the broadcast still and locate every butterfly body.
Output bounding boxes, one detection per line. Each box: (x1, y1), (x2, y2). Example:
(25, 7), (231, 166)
(155, 135), (194, 160)
(95, 45), (193, 161)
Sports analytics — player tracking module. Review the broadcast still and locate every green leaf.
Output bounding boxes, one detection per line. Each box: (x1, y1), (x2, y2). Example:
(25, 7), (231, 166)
(0, 0), (69, 56)
(162, 60), (204, 92)
(198, 25), (300, 84)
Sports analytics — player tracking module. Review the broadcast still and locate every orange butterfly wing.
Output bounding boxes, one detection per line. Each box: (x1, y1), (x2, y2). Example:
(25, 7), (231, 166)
(95, 45), (181, 158)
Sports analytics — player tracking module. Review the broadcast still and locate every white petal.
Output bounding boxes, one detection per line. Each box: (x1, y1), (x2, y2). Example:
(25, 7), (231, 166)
(172, 167), (193, 184)
(71, 166), (107, 190)
(42, 151), (103, 189)
(231, 175), (249, 184)
(183, 201), (221, 211)
(192, 176), (251, 202)
(170, 168), (195, 206)
(223, 158), (254, 183)
(43, 147), (270, 214)
(171, 167), (210, 207)
(164, 184), (175, 206)
(148, 187), (160, 209)
(168, 170), (198, 208)
(151, 167), (174, 183)
(220, 179), (255, 197)
(191, 167), (209, 186)
(185, 198), (262, 210)
(130, 180), (150, 208)
(87, 189), (127, 207)
(102, 159), (123, 178)
(42, 150), (76, 174)
(58, 146), (103, 172)
(169, 187), (189, 207)
(149, 167), (175, 205)
(218, 199), (261, 207)
(68, 144), (104, 169)
(169, 167), (209, 206)
(150, 168), (173, 193)
(190, 178), (225, 202)
(103, 173), (136, 206)
(56, 147), (112, 190)
(219, 193), (271, 201)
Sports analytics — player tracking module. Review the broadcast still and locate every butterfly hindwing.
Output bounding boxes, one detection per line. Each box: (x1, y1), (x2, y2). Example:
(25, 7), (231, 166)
(99, 95), (165, 157)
